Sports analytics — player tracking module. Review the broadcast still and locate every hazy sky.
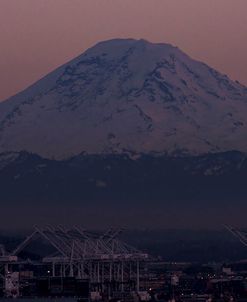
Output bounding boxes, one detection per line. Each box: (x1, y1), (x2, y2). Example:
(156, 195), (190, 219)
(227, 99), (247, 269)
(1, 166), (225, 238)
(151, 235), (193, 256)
(0, 0), (247, 101)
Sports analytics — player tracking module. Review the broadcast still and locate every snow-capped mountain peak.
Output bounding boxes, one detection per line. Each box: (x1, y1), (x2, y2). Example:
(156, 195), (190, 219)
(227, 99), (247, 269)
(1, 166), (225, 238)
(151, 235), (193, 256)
(0, 39), (247, 159)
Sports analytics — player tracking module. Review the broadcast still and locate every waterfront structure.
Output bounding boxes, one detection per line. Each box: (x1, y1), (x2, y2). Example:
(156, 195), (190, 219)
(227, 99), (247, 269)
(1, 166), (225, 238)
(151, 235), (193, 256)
(0, 226), (149, 298)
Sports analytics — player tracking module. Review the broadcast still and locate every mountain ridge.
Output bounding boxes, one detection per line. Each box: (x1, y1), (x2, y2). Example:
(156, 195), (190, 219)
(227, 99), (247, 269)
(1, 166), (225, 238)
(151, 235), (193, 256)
(1, 150), (247, 203)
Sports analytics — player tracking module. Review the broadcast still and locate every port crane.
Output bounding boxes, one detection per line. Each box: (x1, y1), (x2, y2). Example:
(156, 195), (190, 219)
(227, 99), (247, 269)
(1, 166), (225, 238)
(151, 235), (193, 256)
(224, 224), (247, 247)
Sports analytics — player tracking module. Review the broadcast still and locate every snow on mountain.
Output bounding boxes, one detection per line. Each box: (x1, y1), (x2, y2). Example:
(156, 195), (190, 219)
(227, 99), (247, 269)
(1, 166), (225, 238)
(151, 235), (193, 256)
(0, 152), (20, 170)
(0, 38), (247, 159)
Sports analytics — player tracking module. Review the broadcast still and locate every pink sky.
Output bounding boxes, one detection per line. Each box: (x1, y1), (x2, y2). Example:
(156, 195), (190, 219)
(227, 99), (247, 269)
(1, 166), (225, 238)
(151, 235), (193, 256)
(0, 0), (247, 101)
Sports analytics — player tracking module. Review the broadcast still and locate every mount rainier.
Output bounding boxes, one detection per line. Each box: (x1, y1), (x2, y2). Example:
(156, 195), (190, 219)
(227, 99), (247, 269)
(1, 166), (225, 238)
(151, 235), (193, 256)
(0, 39), (247, 159)
(1, 39), (247, 206)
